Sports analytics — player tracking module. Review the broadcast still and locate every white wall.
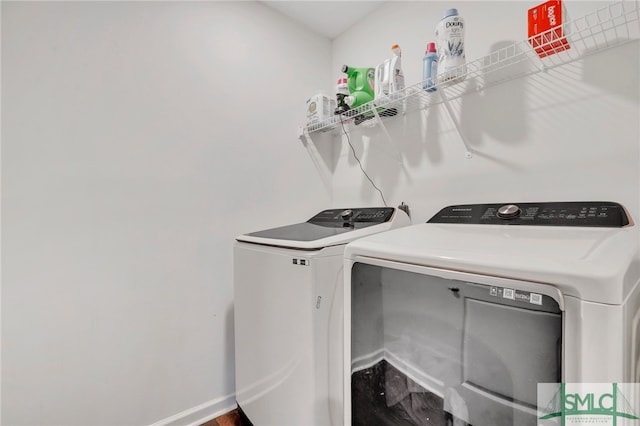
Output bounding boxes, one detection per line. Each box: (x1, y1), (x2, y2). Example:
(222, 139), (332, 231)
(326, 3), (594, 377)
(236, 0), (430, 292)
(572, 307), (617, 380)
(1, 2), (330, 425)
(3, 1), (639, 425)
(322, 1), (640, 223)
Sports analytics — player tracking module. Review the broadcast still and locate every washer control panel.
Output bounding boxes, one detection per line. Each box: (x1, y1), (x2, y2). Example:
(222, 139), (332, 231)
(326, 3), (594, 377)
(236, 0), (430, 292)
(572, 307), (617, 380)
(428, 202), (630, 227)
(309, 207), (395, 224)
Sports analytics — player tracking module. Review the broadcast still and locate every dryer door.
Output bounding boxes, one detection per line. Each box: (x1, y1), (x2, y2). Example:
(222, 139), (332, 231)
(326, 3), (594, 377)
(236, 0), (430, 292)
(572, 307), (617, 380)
(349, 262), (562, 426)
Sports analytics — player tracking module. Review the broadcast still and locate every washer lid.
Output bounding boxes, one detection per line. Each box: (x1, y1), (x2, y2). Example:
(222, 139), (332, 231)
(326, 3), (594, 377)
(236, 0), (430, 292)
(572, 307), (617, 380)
(237, 207), (408, 250)
(345, 219), (639, 305)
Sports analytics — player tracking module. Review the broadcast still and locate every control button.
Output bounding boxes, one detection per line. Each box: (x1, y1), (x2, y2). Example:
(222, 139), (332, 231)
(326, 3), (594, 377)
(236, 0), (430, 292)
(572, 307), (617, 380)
(497, 204), (521, 219)
(340, 209), (354, 219)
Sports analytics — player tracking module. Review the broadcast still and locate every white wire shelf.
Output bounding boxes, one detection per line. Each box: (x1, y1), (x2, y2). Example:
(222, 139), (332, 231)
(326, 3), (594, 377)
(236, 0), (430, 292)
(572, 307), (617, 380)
(303, 0), (640, 136)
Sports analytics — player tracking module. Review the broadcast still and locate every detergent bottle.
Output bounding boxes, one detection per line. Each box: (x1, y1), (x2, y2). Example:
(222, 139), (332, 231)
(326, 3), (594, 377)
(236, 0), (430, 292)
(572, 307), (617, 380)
(336, 78), (349, 98)
(335, 65), (375, 114)
(435, 8), (467, 84)
(422, 42), (438, 92)
(374, 44), (405, 99)
(374, 62), (387, 99)
(389, 44), (405, 95)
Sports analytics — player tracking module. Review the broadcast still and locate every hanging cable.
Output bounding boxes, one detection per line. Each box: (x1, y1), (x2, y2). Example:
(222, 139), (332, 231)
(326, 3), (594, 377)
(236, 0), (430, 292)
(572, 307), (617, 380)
(339, 115), (388, 207)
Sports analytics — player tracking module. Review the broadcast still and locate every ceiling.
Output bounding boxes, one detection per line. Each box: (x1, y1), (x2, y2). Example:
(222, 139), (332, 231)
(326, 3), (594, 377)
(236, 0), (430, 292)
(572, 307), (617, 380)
(262, 1), (386, 39)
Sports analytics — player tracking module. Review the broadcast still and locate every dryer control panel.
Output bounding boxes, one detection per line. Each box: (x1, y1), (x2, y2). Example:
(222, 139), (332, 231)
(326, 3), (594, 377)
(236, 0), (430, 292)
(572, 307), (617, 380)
(428, 202), (630, 227)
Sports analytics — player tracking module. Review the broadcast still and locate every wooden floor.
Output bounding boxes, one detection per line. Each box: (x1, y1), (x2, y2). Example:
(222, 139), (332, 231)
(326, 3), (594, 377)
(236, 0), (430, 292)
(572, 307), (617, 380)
(201, 409), (248, 426)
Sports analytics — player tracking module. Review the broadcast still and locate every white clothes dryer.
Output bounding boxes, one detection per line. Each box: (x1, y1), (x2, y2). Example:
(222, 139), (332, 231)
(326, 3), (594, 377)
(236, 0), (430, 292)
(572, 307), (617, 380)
(343, 201), (639, 426)
(234, 207), (410, 426)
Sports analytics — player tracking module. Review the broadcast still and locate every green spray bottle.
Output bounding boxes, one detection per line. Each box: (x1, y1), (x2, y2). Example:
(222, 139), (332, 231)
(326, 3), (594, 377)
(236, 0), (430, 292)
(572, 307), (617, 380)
(335, 65), (375, 114)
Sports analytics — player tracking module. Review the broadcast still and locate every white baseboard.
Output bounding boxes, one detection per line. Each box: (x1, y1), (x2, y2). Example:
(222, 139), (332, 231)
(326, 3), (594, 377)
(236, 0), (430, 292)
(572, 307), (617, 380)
(351, 348), (385, 374)
(384, 349), (444, 398)
(351, 348), (445, 399)
(149, 393), (237, 426)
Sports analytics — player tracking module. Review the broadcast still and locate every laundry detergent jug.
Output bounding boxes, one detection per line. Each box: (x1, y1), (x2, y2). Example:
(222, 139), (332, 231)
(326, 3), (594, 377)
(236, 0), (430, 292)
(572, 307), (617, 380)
(335, 65), (375, 114)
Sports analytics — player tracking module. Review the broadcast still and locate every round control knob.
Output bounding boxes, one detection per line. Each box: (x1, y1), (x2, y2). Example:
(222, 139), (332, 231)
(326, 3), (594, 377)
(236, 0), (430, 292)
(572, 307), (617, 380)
(497, 204), (521, 219)
(340, 209), (354, 219)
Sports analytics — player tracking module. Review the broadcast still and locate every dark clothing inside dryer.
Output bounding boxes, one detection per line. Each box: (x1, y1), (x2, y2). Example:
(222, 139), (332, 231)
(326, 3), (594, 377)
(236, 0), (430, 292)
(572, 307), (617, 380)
(351, 360), (454, 426)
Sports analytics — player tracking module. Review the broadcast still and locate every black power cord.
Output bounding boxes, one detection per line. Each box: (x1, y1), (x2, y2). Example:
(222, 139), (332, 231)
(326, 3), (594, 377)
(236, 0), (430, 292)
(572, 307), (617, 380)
(339, 115), (388, 207)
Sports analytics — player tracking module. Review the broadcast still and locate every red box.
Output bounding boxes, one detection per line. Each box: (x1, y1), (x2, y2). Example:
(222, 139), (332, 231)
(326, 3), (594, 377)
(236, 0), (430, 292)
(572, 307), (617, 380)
(528, 0), (570, 58)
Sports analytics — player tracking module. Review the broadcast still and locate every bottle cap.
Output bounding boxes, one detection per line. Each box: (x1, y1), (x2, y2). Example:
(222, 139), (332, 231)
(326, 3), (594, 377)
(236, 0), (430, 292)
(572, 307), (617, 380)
(441, 8), (458, 19)
(426, 42), (436, 53)
(391, 44), (400, 50)
(341, 64), (348, 73)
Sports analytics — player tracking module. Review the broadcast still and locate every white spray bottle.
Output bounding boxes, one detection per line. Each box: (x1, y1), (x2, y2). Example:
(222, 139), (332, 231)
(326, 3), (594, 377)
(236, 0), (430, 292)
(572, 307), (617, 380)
(388, 44), (405, 96)
(374, 44), (405, 99)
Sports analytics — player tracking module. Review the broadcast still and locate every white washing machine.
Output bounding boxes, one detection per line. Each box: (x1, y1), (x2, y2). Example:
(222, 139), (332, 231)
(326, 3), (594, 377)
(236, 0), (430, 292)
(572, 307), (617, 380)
(234, 207), (410, 426)
(343, 201), (639, 426)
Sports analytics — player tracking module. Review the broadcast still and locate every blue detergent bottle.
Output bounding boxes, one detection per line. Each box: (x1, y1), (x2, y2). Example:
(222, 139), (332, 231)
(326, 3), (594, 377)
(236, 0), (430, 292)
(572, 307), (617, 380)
(423, 42), (438, 92)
